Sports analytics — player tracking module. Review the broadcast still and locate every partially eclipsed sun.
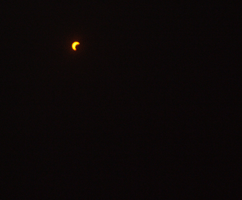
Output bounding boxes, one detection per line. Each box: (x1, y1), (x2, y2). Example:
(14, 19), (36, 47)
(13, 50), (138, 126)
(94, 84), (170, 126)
(72, 41), (80, 51)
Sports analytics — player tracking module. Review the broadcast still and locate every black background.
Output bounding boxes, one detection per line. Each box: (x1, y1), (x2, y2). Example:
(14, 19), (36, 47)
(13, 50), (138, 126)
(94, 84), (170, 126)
(2, 2), (240, 198)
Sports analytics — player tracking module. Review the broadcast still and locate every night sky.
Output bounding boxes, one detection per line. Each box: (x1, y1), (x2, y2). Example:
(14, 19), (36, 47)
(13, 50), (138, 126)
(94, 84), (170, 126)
(3, 2), (238, 198)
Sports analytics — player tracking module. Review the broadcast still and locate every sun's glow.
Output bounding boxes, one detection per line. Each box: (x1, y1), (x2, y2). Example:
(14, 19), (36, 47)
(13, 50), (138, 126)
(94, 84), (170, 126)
(72, 41), (80, 51)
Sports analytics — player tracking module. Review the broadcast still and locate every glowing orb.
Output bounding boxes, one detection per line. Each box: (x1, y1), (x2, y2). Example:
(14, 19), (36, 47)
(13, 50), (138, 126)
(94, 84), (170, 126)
(72, 41), (80, 51)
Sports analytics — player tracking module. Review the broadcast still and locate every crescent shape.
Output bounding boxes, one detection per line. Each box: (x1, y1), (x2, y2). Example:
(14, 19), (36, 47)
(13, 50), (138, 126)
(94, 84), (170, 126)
(72, 41), (80, 51)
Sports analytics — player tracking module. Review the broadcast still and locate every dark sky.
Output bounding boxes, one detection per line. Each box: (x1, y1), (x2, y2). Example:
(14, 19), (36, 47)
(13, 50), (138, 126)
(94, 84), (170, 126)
(3, 1), (237, 152)
(4, 2), (215, 82)
(3, 2), (235, 84)
(3, 2), (239, 198)
(3, 2), (233, 121)
(4, 2), (163, 82)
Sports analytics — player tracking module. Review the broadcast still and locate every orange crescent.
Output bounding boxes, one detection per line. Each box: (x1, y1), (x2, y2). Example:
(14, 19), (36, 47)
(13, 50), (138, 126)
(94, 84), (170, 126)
(72, 41), (80, 51)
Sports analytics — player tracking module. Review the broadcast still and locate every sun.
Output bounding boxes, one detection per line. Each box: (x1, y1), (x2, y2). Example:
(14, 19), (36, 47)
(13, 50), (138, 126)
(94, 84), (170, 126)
(72, 41), (80, 51)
